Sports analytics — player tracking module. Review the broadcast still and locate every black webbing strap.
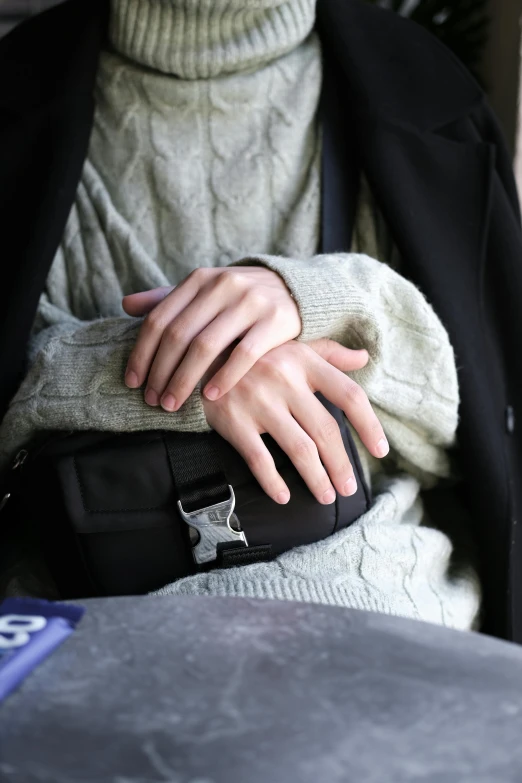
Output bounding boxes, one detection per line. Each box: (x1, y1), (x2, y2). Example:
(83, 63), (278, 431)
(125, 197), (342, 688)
(164, 430), (229, 513)
(217, 543), (273, 570)
(318, 47), (361, 256)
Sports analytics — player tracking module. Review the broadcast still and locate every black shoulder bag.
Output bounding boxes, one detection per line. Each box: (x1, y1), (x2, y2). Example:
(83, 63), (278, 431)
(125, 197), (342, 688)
(1, 392), (370, 599)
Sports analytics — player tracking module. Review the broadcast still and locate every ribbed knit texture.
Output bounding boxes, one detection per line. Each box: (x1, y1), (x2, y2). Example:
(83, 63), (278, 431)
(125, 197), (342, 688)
(0, 0), (481, 630)
(109, 0), (317, 78)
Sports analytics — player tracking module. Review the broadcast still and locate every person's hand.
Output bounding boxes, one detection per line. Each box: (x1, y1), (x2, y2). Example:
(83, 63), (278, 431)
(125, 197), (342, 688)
(121, 266), (301, 411)
(201, 338), (389, 505)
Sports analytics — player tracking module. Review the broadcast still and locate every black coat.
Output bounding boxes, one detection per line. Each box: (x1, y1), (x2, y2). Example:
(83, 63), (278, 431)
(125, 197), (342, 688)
(1, 0), (521, 642)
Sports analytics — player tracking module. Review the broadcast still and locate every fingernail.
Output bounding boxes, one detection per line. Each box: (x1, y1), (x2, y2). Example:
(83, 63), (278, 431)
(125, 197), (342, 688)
(125, 370), (139, 388)
(376, 438), (389, 458)
(276, 491), (290, 504)
(145, 388), (159, 406)
(343, 477), (357, 496)
(323, 488), (336, 504)
(161, 393), (176, 412)
(205, 386), (220, 401)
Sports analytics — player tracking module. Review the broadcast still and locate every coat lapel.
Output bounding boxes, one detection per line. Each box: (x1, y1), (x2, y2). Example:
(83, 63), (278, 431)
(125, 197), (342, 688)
(316, 0), (483, 132)
(358, 117), (495, 320)
(316, 0), (494, 320)
(0, 0), (108, 417)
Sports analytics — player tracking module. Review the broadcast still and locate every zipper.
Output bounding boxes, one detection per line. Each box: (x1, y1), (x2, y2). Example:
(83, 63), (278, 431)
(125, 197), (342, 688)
(0, 449), (29, 513)
(0, 431), (73, 514)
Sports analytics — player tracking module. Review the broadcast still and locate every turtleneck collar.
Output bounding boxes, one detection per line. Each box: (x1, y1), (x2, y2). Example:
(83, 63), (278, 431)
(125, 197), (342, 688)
(108, 0), (317, 79)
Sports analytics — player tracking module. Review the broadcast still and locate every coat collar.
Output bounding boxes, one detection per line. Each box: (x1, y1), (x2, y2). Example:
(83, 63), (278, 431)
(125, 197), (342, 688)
(0, 0), (482, 133)
(0, 0), (108, 114)
(316, 0), (484, 133)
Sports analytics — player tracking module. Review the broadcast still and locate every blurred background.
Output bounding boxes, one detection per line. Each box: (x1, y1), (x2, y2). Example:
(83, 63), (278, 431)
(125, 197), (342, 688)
(1, 0), (521, 194)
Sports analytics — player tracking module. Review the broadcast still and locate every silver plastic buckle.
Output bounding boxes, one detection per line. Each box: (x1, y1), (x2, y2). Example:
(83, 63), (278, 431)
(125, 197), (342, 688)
(177, 484), (247, 565)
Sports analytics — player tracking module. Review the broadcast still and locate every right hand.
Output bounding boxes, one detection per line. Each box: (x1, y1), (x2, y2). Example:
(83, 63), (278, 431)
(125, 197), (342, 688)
(201, 338), (389, 506)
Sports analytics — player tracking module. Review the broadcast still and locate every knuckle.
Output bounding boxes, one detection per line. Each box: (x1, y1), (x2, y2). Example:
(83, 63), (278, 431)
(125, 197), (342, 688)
(273, 360), (295, 383)
(244, 288), (267, 309)
(188, 267), (207, 283)
(192, 332), (216, 357)
(245, 448), (269, 473)
(165, 322), (183, 344)
(229, 269), (248, 288)
(292, 436), (317, 462)
(297, 342), (315, 360)
(318, 416), (340, 445)
(259, 354), (293, 380)
(218, 269), (245, 293)
(343, 379), (367, 406)
(143, 310), (164, 333)
(287, 341), (312, 366)
(236, 340), (259, 362)
(273, 301), (289, 319)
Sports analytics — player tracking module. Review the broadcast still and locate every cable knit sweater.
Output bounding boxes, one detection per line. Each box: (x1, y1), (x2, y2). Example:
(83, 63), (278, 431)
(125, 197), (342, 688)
(0, 0), (481, 630)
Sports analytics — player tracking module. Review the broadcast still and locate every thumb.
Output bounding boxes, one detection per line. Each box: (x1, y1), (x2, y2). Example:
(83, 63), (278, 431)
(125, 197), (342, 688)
(306, 338), (369, 371)
(122, 286), (175, 317)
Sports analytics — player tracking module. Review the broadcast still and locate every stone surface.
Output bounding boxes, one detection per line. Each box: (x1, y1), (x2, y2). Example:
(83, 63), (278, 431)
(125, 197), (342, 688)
(2, 595), (522, 781)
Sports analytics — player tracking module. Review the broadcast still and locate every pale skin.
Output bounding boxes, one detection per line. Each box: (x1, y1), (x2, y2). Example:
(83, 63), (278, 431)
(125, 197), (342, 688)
(122, 266), (390, 506)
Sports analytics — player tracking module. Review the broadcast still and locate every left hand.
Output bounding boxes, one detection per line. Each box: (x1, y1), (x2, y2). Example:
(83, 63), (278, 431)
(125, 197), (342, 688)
(122, 266), (301, 411)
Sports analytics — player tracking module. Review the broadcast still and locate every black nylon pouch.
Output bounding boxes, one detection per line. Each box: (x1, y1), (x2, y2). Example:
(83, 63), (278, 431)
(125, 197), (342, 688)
(3, 393), (371, 599)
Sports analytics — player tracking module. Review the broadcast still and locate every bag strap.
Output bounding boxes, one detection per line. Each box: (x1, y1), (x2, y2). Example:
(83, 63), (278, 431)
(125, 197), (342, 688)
(164, 430), (230, 511)
(318, 45), (361, 255)
(163, 431), (271, 569)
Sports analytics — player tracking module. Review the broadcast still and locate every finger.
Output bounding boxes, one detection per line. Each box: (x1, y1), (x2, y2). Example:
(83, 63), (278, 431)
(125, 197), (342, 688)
(262, 407), (338, 505)
(290, 393), (358, 498)
(158, 303), (257, 410)
(307, 338), (369, 371)
(125, 274), (203, 390)
(308, 356), (389, 459)
(202, 317), (285, 401)
(122, 287), (175, 317)
(221, 422), (291, 505)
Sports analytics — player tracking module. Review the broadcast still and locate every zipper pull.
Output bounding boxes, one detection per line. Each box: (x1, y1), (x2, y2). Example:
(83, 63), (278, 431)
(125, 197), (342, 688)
(0, 449), (30, 513)
(12, 449), (29, 471)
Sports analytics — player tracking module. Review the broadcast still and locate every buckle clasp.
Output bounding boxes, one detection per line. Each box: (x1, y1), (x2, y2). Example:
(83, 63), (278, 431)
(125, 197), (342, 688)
(177, 485), (247, 565)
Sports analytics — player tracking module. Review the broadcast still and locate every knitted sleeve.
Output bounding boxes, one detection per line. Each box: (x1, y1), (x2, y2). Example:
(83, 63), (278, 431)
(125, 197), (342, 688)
(227, 250), (459, 483)
(0, 262), (210, 469)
